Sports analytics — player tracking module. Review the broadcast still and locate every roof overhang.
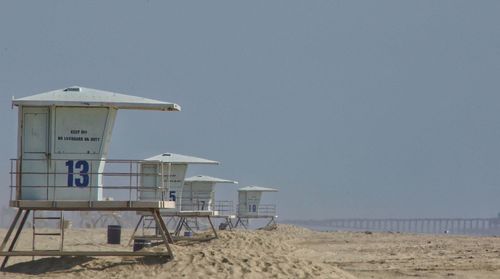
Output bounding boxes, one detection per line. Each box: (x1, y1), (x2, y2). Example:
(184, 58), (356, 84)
(12, 86), (181, 112)
(144, 153), (219, 164)
(185, 175), (238, 184)
(238, 186), (278, 192)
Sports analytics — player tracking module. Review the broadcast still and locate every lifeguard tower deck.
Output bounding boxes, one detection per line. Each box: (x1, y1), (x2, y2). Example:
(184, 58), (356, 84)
(183, 175), (238, 229)
(129, 153), (221, 243)
(0, 86), (180, 269)
(234, 186), (278, 229)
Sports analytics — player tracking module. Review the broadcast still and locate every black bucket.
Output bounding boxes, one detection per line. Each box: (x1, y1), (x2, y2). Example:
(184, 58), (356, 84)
(133, 238), (152, 251)
(107, 225), (121, 244)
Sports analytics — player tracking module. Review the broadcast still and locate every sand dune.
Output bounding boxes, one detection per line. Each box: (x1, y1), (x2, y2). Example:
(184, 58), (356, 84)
(2, 225), (500, 278)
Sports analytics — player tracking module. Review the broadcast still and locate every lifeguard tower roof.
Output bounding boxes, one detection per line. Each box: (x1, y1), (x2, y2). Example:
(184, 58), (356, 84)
(238, 186), (278, 192)
(12, 86), (181, 111)
(145, 153), (219, 164)
(185, 175), (238, 184)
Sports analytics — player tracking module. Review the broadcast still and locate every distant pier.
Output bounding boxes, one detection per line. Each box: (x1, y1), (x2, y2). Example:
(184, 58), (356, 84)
(287, 218), (500, 235)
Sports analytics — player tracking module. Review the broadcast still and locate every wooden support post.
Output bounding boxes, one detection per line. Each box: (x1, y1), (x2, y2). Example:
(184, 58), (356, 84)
(1, 209), (30, 270)
(235, 217), (248, 229)
(207, 216), (218, 239)
(174, 217), (184, 236)
(0, 209), (23, 252)
(226, 217), (234, 230)
(151, 209), (174, 259)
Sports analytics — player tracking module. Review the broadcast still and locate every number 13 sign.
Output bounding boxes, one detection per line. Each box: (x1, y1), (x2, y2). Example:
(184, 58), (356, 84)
(65, 160), (90, 187)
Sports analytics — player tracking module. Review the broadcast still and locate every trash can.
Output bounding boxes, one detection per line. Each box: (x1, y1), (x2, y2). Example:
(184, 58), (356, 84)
(133, 238), (152, 251)
(107, 225), (121, 244)
(184, 231), (193, 237)
(219, 222), (228, 230)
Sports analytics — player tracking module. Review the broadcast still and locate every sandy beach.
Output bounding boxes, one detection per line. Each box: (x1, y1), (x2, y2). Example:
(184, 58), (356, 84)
(1, 224), (500, 278)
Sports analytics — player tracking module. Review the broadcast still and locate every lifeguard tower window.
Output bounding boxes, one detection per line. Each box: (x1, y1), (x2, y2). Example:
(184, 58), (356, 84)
(23, 108), (48, 153)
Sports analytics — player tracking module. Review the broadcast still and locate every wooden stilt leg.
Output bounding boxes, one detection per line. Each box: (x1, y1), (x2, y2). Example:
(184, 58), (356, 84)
(151, 210), (174, 259)
(162, 217), (174, 245)
(150, 211), (173, 244)
(0, 209), (23, 252)
(234, 217), (247, 229)
(265, 217), (275, 227)
(240, 218), (248, 229)
(1, 209), (30, 270)
(207, 216), (218, 239)
(174, 217), (184, 237)
(179, 218), (187, 236)
(127, 215), (144, 246)
(227, 217), (234, 230)
(173, 218), (179, 236)
(182, 219), (194, 233)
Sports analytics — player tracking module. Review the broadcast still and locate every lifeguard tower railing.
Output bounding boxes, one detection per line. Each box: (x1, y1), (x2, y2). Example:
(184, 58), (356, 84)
(129, 191), (223, 243)
(2, 158), (177, 270)
(237, 204), (277, 217)
(180, 192), (213, 211)
(9, 158), (172, 203)
(180, 195), (235, 214)
(214, 200), (234, 216)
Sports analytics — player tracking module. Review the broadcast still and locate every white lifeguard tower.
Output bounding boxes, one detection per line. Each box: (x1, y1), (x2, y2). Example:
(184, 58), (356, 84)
(0, 86), (180, 269)
(129, 153), (220, 243)
(182, 175), (238, 229)
(234, 186), (278, 229)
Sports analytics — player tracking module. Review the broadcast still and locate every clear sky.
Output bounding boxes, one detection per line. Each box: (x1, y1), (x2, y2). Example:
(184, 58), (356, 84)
(1, 1), (499, 219)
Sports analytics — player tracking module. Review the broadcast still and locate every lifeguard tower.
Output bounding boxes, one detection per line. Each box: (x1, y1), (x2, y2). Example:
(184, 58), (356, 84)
(0, 86), (180, 269)
(234, 186), (278, 229)
(182, 175), (238, 229)
(129, 153), (220, 243)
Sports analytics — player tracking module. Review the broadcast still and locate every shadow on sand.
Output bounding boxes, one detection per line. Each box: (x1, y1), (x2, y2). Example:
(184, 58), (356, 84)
(3, 255), (171, 275)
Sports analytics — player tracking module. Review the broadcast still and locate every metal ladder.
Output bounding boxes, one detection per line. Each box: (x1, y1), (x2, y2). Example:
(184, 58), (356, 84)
(142, 215), (159, 236)
(32, 211), (64, 257)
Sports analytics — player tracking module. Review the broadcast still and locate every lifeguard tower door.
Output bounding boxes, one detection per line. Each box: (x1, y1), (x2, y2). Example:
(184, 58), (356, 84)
(20, 107), (49, 200)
